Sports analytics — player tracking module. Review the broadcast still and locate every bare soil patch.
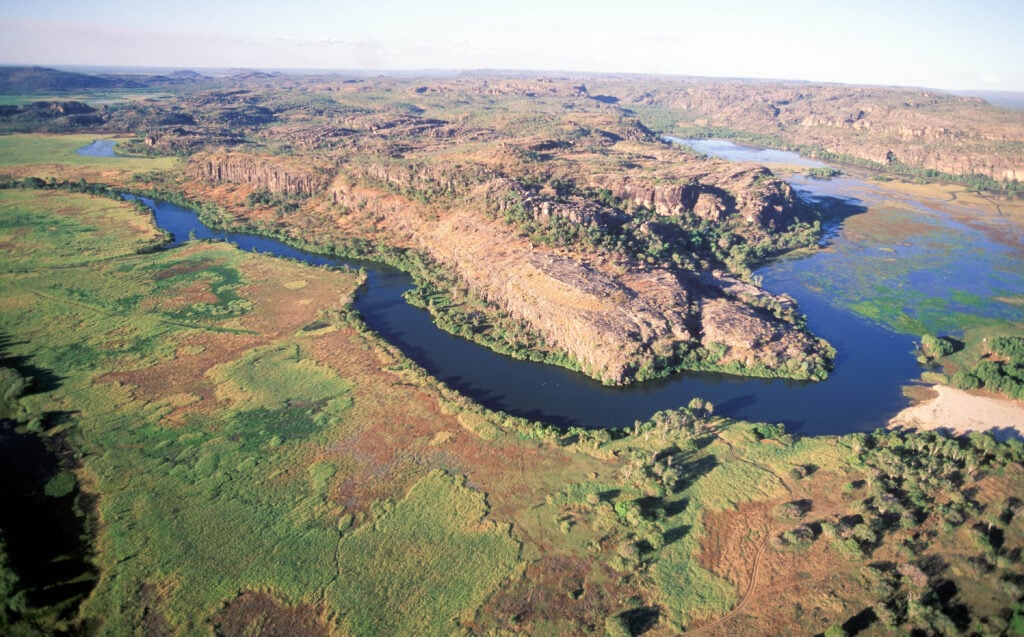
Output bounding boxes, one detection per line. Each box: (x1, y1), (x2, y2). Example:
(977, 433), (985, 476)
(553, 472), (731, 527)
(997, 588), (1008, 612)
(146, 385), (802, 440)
(214, 591), (330, 637)
(890, 383), (1024, 439)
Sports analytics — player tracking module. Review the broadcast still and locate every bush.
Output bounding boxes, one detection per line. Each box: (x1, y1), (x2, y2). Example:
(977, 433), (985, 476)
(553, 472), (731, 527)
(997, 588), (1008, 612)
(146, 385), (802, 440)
(605, 614), (632, 637)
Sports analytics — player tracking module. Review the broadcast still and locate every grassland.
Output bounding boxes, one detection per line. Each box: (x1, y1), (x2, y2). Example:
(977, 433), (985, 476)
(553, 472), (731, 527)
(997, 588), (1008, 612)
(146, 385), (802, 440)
(0, 134), (178, 173)
(0, 188), (528, 634)
(2, 132), (1023, 635)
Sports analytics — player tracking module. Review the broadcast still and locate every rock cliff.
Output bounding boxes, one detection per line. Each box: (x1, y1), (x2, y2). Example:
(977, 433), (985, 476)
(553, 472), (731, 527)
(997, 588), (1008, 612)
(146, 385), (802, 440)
(188, 152), (330, 196)
(590, 165), (797, 230)
(327, 165), (830, 384)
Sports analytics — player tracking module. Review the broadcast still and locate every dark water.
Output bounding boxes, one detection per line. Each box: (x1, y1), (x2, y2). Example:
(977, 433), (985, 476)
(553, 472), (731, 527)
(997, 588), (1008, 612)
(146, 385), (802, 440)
(134, 195), (921, 435)
(76, 140), (118, 157)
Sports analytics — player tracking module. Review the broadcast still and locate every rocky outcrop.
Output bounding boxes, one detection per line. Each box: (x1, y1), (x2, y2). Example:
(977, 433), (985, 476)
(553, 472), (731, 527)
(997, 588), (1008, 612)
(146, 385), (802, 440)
(700, 298), (821, 371)
(329, 175), (827, 384)
(169, 73), (835, 385)
(590, 167), (798, 230)
(188, 152), (329, 195)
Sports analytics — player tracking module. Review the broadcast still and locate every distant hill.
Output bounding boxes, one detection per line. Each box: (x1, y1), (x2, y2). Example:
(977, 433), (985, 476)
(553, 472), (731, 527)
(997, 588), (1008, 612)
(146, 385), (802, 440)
(951, 90), (1024, 111)
(167, 69), (206, 80)
(0, 66), (146, 92)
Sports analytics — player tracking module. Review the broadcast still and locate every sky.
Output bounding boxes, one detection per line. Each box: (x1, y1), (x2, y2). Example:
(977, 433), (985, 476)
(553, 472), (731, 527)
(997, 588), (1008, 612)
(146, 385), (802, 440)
(2, 0), (1023, 91)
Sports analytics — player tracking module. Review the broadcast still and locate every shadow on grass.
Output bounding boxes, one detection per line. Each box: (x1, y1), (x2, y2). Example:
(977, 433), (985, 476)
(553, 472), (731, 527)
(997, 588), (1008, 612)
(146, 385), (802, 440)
(0, 335), (96, 622)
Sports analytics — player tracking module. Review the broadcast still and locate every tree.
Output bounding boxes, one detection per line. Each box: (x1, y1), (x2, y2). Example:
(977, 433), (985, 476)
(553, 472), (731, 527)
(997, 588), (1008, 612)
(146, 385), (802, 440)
(0, 538), (24, 628)
(921, 334), (956, 358)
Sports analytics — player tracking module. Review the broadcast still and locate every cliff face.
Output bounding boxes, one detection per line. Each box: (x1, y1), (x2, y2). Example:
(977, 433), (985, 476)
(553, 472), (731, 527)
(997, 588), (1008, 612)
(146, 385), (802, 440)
(425, 212), (693, 381)
(188, 152), (330, 196)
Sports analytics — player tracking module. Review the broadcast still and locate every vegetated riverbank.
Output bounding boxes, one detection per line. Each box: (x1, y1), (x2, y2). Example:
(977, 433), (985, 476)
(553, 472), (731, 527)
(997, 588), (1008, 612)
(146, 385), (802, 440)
(2, 185), (1023, 636)
(0, 141), (981, 434)
(2, 138), (904, 433)
(670, 137), (1024, 430)
(129, 191), (918, 434)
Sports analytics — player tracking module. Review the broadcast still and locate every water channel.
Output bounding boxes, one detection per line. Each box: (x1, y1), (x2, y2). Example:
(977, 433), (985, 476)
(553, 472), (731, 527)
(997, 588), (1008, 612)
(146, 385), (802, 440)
(112, 139), (1024, 435)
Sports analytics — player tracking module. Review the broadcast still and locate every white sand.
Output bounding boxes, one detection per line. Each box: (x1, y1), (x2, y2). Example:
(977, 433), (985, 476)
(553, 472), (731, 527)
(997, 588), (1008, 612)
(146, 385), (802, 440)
(889, 384), (1024, 439)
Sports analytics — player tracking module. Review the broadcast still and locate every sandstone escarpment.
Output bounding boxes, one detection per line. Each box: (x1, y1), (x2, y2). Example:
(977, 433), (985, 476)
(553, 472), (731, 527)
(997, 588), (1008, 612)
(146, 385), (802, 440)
(188, 152), (330, 196)
(329, 173), (827, 384)
(169, 73), (834, 385)
(606, 80), (1024, 182)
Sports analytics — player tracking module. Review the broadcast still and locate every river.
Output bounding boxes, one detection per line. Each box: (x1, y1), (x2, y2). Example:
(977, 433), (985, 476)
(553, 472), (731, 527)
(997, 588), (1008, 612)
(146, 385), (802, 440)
(76, 139), (118, 157)
(116, 140), (1024, 435)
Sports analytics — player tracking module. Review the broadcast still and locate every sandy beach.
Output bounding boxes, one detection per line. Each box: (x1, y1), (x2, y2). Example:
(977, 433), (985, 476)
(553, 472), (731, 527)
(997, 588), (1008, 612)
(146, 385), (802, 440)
(889, 384), (1024, 440)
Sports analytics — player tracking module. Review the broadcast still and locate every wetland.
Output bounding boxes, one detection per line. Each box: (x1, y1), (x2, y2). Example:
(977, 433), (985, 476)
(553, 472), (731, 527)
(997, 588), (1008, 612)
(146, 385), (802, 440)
(2, 68), (1024, 636)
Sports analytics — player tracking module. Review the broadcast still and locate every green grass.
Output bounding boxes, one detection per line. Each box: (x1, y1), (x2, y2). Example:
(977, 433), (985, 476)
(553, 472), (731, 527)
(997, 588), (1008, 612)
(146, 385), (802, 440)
(210, 344), (351, 413)
(0, 133), (178, 171)
(655, 458), (775, 626)
(690, 458), (785, 512)
(944, 323), (1024, 373)
(653, 491), (740, 629)
(720, 421), (857, 475)
(645, 423), (837, 629)
(328, 470), (521, 636)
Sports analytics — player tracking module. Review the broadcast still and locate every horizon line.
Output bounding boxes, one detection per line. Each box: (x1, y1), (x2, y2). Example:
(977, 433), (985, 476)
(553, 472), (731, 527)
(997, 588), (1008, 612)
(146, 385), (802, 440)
(3, 63), (1023, 96)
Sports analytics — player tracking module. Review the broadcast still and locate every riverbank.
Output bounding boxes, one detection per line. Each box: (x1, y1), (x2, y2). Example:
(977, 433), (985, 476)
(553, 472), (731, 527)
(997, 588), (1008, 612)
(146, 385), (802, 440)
(889, 384), (1024, 440)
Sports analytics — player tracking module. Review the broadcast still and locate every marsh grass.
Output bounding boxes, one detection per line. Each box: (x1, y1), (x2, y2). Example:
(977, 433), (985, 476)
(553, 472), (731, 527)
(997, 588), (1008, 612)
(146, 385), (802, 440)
(328, 470), (520, 636)
(654, 456), (779, 624)
(0, 134), (178, 173)
(0, 189), (163, 270)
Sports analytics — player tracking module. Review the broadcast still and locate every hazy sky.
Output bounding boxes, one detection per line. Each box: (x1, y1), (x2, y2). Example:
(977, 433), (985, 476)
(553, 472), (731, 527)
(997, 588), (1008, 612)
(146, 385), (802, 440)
(2, 0), (1022, 91)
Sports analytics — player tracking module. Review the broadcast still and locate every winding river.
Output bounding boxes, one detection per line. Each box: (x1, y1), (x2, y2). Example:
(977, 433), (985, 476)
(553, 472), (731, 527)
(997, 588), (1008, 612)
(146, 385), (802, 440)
(122, 140), (1024, 435)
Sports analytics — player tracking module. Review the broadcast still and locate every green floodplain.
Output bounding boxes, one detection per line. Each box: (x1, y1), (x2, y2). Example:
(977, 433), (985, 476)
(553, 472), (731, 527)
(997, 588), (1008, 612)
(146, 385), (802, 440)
(0, 112), (1023, 635)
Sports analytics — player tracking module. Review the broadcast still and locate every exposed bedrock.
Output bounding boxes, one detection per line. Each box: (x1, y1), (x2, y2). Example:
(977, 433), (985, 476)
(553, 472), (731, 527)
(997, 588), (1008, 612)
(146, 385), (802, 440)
(424, 210), (694, 382)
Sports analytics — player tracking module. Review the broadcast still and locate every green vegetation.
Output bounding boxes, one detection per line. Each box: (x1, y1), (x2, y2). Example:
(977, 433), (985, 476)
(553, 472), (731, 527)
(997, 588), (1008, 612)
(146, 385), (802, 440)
(950, 335), (1024, 399)
(848, 429), (1024, 634)
(501, 184), (824, 280)
(805, 167), (843, 180)
(916, 328), (1024, 400)
(3, 73), (1024, 635)
(921, 333), (957, 359)
(0, 188), (524, 635)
